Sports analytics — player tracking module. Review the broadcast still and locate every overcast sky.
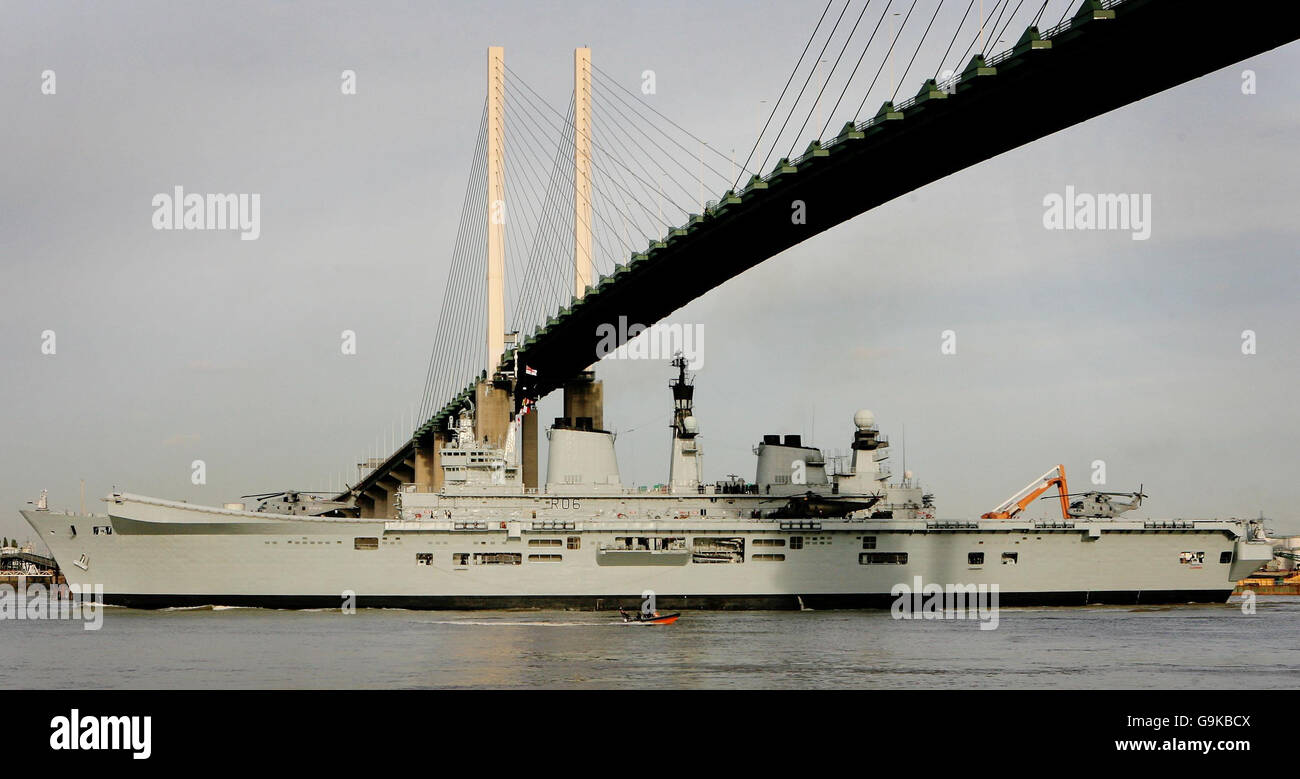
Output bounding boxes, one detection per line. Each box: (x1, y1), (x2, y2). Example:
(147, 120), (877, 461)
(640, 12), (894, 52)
(2, 0), (1297, 548)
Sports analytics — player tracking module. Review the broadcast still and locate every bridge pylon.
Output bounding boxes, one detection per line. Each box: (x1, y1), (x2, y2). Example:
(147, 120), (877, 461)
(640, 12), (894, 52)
(562, 46), (605, 450)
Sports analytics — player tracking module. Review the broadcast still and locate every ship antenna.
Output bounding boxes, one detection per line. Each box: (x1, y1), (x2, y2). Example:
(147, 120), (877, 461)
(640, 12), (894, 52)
(901, 422), (906, 484)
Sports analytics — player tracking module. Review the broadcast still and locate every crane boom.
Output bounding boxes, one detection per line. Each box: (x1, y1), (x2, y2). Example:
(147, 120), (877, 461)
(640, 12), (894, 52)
(982, 465), (1071, 520)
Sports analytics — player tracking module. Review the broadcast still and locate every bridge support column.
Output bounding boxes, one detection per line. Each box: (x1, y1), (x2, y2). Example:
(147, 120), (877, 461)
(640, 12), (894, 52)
(361, 487), (389, 519)
(414, 435), (446, 492)
(474, 380), (513, 449)
(563, 371), (604, 430)
(522, 408), (538, 489)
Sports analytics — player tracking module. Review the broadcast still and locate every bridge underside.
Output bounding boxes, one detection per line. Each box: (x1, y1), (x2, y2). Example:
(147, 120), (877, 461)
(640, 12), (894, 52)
(513, 0), (1300, 398)
(354, 0), (1300, 514)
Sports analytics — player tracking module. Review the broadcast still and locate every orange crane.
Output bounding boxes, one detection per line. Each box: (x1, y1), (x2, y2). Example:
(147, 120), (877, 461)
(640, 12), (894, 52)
(981, 465), (1071, 520)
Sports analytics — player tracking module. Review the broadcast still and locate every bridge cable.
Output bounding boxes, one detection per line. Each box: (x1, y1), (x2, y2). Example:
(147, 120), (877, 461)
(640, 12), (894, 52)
(600, 119), (658, 248)
(932, 0), (977, 81)
(1057, 0), (1078, 27)
(891, 0), (946, 103)
(440, 141), (490, 414)
(785, 0), (878, 161)
(515, 96), (577, 336)
(590, 77), (733, 207)
(588, 88), (705, 216)
(503, 85), (587, 320)
(589, 65), (740, 181)
(731, 0), (838, 192)
(588, 107), (686, 230)
(851, 0), (920, 121)
(980, 0), (1015, 55)
(1030, 0), (1052, 27)
(587, 78), (713, 206)
(507, 65), (680, 229)
(507, 86), (656, 280)
(419, 102), (487, 422)
(948, 0), (1008, 88)
(818, 0), (895, 140)
(984, 0), (1028, 57)
(755, 0), (856, 180)
(508, 93), (582, 335)
(506, 89), (649, 334)
(418, 104), (483, 416)
(588, 112), (664, 251)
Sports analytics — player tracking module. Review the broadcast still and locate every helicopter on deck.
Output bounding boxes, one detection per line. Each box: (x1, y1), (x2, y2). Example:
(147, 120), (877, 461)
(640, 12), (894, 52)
(1061, 487), (1148, 518)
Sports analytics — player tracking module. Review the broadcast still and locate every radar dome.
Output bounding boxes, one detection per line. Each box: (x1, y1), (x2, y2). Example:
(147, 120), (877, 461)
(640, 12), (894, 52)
(681, 416), (699, 434)
(904, 470), (914, 481)
(853, 409), (876, 430)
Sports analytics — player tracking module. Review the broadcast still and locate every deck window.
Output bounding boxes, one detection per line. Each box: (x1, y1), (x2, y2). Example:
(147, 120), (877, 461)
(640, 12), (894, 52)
(1002, 552), (1018, 565)
(567, 537), (581, 550)
(474, 552), (521, 565)
(968, 552), (984, 565)
(1219, 551), (1233, 564)
(613, 536), (686, 551)
(789, 536), (803, 550)
(752, 538), (786, 547)
(859, 552), (908, 565)
(862, 536), (876, 550)
(691, 537), (745, 564)
(354, 537), (379, 550)
(529, 539), (563, 547)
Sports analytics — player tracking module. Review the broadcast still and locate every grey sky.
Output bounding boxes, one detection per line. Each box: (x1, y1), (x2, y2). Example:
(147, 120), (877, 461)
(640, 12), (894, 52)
(2, 0), (1297, 548)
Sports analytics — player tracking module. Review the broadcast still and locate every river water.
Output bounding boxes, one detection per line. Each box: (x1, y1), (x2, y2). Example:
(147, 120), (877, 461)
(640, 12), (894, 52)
(4, 596), (1298, 689)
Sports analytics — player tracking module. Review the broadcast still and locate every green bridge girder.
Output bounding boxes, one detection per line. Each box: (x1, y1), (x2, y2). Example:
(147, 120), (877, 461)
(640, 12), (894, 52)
(354, 0), (1300, 501)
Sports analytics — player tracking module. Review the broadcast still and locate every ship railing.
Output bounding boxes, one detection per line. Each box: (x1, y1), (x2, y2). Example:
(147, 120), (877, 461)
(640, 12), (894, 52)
(400, 482), (704, 497)
(532, 520), (576, 531)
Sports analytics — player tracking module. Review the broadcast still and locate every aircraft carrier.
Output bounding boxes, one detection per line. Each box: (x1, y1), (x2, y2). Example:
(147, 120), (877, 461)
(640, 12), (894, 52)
(20, 358), (1273, 610)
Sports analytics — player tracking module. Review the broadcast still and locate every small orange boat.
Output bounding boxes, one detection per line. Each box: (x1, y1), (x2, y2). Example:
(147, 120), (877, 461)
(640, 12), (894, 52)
(619, 607), (680, 625)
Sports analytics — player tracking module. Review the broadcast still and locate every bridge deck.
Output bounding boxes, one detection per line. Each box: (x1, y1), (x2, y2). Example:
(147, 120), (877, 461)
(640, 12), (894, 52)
(352, 0), (1300, 503)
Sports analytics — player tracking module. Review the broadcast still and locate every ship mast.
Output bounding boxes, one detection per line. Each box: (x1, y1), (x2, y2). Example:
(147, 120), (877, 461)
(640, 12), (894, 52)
(667, 355), (702, 493)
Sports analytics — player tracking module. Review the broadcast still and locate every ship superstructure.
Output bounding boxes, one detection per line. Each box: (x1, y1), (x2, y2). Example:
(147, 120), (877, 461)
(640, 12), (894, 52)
(20, 359), (1273, 610)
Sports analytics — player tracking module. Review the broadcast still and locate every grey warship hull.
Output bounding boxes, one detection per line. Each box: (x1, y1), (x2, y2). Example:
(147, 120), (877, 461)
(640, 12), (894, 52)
(21, 496), (1270, 610)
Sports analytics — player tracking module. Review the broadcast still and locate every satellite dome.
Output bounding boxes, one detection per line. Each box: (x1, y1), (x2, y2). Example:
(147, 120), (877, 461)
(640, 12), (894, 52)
(853, 409), (876, 430)
(904, 470), (914, 481)
(682, 416), (699, 434)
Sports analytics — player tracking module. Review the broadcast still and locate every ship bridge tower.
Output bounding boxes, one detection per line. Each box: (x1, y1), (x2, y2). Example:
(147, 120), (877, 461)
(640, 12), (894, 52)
(833, 409), (892, 494)
(667, 355), (703, 493)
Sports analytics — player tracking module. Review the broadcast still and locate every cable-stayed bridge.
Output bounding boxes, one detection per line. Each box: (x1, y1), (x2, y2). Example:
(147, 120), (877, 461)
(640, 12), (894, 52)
(342, 0), (1300, 517)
